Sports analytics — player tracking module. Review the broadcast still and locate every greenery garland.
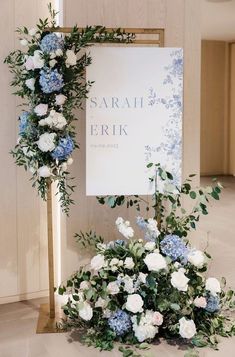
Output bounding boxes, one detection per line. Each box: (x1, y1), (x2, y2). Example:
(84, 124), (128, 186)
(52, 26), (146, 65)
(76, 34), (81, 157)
(4, 4), (134, 213)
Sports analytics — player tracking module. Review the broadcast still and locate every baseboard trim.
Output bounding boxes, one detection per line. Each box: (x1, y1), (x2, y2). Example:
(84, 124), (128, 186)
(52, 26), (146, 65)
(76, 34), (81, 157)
(0, 289), (49, 305)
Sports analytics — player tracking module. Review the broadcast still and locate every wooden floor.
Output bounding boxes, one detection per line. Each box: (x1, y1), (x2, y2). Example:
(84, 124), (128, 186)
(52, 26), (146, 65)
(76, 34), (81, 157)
(0, 176), (235, 357)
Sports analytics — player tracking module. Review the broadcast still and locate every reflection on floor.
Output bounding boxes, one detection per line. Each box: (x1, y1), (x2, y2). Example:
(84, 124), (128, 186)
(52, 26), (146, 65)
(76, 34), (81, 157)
(0, 176), (235, 357)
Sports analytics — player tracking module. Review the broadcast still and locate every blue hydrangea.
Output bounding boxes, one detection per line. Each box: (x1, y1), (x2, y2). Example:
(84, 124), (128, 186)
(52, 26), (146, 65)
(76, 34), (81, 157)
(51, 136), (74, 161)
(205, 295), (220, 313)
(39, 68), (64, 93)
(160, 234), (188, 261)
(108, 310), (132, 336)
(40, 33), (64, 54)
(19, 111), (30, 134)
(136, 216), (147, 230)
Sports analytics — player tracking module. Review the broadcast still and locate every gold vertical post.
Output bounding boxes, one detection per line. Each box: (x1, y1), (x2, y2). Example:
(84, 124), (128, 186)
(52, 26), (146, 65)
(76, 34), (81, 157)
(47, 180), (55, 318)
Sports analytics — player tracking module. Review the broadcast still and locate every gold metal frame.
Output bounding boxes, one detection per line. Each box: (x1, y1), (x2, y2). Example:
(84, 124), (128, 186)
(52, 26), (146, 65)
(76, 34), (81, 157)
(36, 27), (164, 334)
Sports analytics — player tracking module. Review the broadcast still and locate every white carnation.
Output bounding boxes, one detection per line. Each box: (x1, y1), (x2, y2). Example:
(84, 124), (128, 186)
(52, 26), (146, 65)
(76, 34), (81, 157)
(205, 277), (221, 296)
(37, 132), (56, 152)
(34, 103), (48, 117)
(126, 294), (143, 313)
(171, 270), (189, 292)
(124, 257), (135, 269)
(65, 49), (77, 67)
(90, 254), (105, 271)
(79, 302), (93, 321)
(187, 250), (205, 268)
(25, 78), (35, 91)
(37, 166), (51, 178)
(144, 252), (167, 272)
(179, 317), (196, 339)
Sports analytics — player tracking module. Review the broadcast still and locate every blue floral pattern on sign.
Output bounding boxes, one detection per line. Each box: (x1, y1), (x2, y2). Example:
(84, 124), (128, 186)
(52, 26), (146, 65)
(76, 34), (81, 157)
(146, 49), (183, 185)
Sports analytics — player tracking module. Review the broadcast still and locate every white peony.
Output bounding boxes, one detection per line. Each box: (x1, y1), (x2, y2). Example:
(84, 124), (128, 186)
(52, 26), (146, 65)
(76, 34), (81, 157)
(55, 94), (67, 106)
(67, 157), (73, 165)
(144, 252), (167, 272)
(194, 296), (207, 308)
(134, 324), (157, 342)
(179, 317), (196, 339)
(205, 277), (221, 296)
(32, 50), (44, 69)
(144, 241), (156, 251)
(34, 103), (48, 117)
(124, 257), (135, 269)
(41, 110), (67, 130)
(29, 28), (37, 36)
(90, 254), (105, 271)
(20, 39), (28, 46)
(79, 302), (93, 321)
(25, 56), (34, 71)
(126, 294), (144, 313)
(37, 132), (56, 152)
(187, 250), (205, 268)
(37, 166), (51, 178)
(25, 78), (35, 91)
(171, 270), (189, 292)
(116, 217), (134, 239)
(107, 281), (120, 295)
(65, 49), (77, 67)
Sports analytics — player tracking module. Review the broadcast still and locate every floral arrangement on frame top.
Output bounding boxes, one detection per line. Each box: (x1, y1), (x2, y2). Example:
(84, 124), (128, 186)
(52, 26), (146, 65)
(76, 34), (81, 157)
(4, 4), (134, 213)
(59, 163), (235, 357)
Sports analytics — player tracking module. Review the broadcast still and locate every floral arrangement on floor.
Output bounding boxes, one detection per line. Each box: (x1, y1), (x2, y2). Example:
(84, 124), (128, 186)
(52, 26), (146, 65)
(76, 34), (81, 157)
(4, 4), (134, 213)
(59, 164), (235, 356)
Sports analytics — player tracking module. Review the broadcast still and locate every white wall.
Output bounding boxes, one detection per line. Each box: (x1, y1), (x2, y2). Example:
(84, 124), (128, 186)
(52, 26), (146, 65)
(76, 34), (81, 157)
(0, 0), (56, 304)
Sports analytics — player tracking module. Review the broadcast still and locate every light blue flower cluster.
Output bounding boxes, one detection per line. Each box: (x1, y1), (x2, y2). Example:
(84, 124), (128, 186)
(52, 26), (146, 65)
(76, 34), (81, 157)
(160, 234), (188, 261)
(205, 295), (220, 313)
(108, 309), (132, 336)
(136, 217), (158, 241)
(19, 111), (30, 134)
(51, 136), (74, 161)
(136, 216), (147, 230)
(39, 68), (64, 93)
(40, 33), (64, 54)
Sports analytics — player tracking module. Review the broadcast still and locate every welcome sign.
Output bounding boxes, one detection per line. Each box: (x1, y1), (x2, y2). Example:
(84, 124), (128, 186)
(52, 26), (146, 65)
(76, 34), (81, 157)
(86, 47), (183, 196)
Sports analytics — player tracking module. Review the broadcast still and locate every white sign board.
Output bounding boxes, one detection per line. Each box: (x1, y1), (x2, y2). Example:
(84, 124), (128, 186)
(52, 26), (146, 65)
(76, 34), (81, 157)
(86, 47), (183, 196)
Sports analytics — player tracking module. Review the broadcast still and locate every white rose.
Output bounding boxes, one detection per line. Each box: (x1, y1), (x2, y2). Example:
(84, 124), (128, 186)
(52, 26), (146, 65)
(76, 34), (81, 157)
(79, 302), (93, 321)
(187, 250), (205, 268)
(32, 50), (44, 69)
(37, 132), (56, 152)
(90, 254), (105, 271)
(107, 281), (120, 295)
(55, 49), (63, 57)
(144, 252), (167, 272)
(205, 277), (221, 296)
(25, 78), (35, 91)
(152, 311), (163, 326)
(95, 297), (108, 309)
(29, 28), (37, 36)
(144, 241), (155, 251)
(79, 281), (90, 290)
(138, 272), (147, 284)
(194, 296), (207, 308)
(34, 103), (48, 116)
(67, 157), (73, 165)
(179, 317), (196, 339)
(124, 257), (135, 269)
(110, 258), (119, 266)
(55, 94), (67, 106)
(171, 271), (189, 292)
(20, 39), (28, 46)
(65, 49), (77, 67)
(37, 166), (51, 178)
(25, 56), (34, 71)
(39, 119), (46, 126)
(49, 59), (57, 68)
(123, 276), (134, 294)
(126, 294), (143, 313)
